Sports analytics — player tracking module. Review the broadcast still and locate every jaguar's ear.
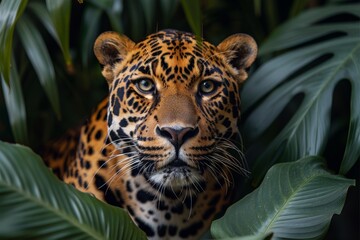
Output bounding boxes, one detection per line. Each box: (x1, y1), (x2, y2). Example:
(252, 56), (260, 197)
(94, 32), (135, 84)
(217, 34), (257, 83)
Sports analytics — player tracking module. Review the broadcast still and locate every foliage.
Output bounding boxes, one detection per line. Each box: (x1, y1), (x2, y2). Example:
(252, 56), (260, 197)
(211, 157), (354, 239)
(242, 3), (360, 184)
(0, 0), (28, 144)
(0, 0), (358, 239)
(0, 140), (146, 239)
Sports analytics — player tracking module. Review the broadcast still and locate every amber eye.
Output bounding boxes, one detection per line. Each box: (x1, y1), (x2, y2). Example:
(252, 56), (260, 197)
(136, 78), (156, 94)
(198, 80), (218, 95)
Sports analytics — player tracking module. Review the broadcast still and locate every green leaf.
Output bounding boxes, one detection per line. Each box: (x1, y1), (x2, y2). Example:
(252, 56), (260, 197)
(87, 0), (123, 33)
(0, 0), (28, 85)
(253, 0), (261, 16)
(80, 6), (102, 67)
(46, 0), (73, 71)
(242, 4), (360, 181)
(1, 61), (28, 145)
(263, 0), (278, 32)
(140, 0), (156, 32)
(211, 156), (355, 239)
(16, 14), (61, 119)
(87, 0), (114, 9)
(104, 0), (123, 33)
(180, 0), (202, 37)
(0, 141), (146, 239)
(289, 0), (312, 17)
(213, 232), (273, 240)
(27, 1), (61, 46)
(160, 0), (179, 25)
(127, 0), (145, 40)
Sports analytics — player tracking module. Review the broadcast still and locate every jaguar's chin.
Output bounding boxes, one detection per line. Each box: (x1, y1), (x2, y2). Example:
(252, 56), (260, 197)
(149, 166), (204, 189)
(137, 158), (204, 191)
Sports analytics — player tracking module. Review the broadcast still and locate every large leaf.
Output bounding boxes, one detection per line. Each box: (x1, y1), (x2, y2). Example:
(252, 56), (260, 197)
(242, 4), (360, 181)
(0, 141), (146, 239)
(0, 0), (28, 85)
(16, 14), (61, 119)
(211, 156), (355, 239)
(1, 60), (28, 145)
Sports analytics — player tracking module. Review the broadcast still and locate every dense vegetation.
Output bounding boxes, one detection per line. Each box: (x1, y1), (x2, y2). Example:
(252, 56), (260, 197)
(0, 0), (358, 239)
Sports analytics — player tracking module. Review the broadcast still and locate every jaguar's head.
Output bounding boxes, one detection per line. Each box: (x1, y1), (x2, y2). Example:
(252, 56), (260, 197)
(94, 30), (257, 192)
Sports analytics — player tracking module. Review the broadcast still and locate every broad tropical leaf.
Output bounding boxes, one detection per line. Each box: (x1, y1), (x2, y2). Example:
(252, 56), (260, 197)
(241, 4), (360, 181)
(0, 141), (146, 240)
(17, 14), (61, 118)
(0, 0), (28, 85)
(211, 156), (355, 239)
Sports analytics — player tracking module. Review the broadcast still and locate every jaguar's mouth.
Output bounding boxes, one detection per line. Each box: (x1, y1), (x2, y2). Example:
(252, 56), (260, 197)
(166, 158), (188, 168)
(140, 158), (206, 190)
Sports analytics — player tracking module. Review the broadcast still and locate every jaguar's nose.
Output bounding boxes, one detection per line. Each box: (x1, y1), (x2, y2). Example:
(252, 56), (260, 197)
(156, 126), (199, 149)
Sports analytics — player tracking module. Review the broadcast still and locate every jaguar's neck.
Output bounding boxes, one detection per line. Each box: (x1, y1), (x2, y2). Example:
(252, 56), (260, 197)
(103, 163), (231, 240)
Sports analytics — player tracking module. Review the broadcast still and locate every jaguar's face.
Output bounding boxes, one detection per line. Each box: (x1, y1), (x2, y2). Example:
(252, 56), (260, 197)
(94, 30), (257, 191)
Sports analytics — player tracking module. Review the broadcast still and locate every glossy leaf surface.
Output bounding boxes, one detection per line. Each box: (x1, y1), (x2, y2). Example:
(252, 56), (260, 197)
(0, 141), (146, 240)
(0, 0), (27, 84)
(242, 5), (360, 180)
(17, 14), (61, 118)
(211, 157), (354, 239)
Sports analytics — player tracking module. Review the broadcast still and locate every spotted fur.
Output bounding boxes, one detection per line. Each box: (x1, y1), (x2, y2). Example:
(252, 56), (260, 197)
(43, 29), (257, 239)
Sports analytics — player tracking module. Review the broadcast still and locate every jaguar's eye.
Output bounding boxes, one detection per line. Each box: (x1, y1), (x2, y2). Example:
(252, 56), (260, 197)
(198, 80), (219, 95)
(136, 78), (156, 94)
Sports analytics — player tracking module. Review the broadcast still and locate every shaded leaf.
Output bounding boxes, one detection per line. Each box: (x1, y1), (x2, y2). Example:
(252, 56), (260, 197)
(104, 0), (123, 33)
(211, 156), (355, 239)
(0, 141), (146, 240)
(160, 0), (179, 25)
(1, 61), (28, 144)
(87, 0), (114, 9)
(180, 0), (202, 36)
(46, 0), (73, 71)
(80, 6), (102, 67)
(0, 0), (28, 85)
(127, 0), (145, 40)
(289, 0), (312, 17)
(254, 0), (261, 16)
(215, 232), (273, 240)
(16, 14), (61, 119)
(140, 0), (156, 32)
(242, 4), (360, 181)
(27, 1), (61, 45)
(87, 0), (123, 33)
(263, 0), (278, 32)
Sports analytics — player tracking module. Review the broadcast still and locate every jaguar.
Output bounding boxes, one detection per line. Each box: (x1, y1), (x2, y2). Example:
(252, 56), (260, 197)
(44, 29), (257, 239)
